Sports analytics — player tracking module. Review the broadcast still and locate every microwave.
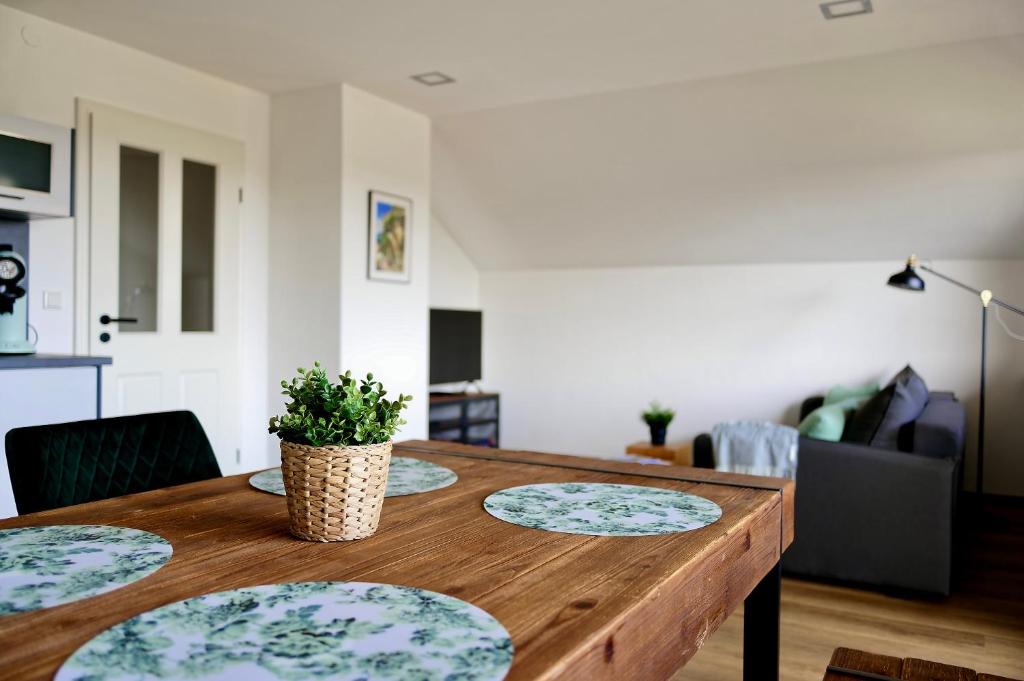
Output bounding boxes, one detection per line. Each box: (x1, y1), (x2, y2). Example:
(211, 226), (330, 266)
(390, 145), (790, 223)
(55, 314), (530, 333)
(0, 114), (72, 220)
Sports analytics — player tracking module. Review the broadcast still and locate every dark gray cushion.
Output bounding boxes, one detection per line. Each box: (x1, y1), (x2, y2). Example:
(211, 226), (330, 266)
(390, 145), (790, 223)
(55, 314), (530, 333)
(892, 365), (930, 408)
(843, 385), (893, 445)
(845, 365), (929, 450)
(871, 366), (929, 451)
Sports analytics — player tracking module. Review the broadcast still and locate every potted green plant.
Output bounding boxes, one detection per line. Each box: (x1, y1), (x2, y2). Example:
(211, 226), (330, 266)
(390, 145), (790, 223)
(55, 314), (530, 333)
(268, 362), (412, 542)
(642, 402), (675, 446)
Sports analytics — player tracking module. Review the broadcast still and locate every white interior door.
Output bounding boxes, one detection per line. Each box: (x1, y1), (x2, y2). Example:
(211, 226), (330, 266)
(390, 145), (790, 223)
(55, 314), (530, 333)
(80, 100), (243, 471)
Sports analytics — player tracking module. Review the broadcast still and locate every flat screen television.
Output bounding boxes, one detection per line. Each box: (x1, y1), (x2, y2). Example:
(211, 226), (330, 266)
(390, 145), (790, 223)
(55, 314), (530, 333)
(430, 309), (482, 385)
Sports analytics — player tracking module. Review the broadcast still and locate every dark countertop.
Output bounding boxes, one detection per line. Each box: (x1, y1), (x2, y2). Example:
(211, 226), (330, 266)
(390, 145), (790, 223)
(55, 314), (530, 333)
(0, 354), (112, 370)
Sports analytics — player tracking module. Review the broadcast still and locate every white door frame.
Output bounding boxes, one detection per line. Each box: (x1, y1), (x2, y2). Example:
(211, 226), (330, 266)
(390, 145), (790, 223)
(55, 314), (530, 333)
(72, 99), (93, 356)
(72, 99), (246, 469)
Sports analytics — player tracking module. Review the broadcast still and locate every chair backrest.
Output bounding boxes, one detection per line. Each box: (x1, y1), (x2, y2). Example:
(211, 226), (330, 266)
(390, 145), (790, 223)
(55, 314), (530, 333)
(5, 410), (222, 515)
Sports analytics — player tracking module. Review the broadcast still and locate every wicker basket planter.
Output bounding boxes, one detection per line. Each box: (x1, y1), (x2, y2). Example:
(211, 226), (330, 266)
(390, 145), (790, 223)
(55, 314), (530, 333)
(279, 440), (392, 542)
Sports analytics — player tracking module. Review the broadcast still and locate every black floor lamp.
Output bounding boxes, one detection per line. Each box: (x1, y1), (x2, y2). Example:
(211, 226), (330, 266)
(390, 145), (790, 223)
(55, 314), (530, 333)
(887, 255), (1024, 498)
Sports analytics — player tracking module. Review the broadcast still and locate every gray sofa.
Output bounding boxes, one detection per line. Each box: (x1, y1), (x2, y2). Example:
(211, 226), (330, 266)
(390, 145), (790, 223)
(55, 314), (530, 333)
(693, 392), (965, 595)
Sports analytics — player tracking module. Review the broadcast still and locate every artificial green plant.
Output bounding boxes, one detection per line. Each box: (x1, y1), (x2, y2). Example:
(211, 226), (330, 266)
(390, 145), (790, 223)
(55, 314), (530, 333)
(641, 401), (676, 427)
(268, 362), (412, 447)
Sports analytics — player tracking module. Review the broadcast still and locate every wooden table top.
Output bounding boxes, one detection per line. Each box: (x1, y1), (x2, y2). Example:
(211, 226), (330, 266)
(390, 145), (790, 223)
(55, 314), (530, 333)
(0, 439), (794, 681)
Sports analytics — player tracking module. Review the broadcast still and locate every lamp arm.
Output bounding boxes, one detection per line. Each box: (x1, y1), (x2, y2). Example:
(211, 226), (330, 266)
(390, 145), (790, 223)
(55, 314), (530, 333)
(920, 264), (1024, 317)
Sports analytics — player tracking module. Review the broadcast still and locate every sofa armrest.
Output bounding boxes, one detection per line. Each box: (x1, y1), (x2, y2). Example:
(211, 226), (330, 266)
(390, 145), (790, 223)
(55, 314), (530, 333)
(693, 433), (714, 469)
(783, 436), (959, 594)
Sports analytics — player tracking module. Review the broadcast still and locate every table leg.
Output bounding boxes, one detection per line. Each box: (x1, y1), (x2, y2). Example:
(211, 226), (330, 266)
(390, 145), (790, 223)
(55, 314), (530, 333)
(95, 365), (103, 419)
(743, 560), (781, 681)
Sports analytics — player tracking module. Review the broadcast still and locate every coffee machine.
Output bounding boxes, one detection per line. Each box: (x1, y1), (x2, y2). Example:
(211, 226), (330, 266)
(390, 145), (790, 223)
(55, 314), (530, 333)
(0, 243), (35, 354)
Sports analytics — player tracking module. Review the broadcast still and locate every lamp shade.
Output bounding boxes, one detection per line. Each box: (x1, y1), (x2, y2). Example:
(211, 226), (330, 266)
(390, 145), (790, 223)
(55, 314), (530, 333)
(887, 264), (925, 291)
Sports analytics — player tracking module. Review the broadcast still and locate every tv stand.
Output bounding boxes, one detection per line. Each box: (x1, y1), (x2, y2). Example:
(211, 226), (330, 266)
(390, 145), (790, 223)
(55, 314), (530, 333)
(428, 392), (500, 448)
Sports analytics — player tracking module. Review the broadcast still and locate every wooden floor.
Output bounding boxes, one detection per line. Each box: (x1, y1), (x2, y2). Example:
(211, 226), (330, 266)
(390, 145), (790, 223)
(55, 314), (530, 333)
(675, 496), (1024, 680)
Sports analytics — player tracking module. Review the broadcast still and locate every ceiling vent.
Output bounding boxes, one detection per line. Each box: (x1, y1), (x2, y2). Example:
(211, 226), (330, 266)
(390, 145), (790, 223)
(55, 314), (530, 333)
(820, 0), (873, 19)
(411, 72), (456, 86)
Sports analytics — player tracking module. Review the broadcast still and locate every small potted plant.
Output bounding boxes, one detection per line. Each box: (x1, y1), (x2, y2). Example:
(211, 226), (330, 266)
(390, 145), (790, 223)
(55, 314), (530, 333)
(268, 362), (412, 542)
(642, 402), (675, 446)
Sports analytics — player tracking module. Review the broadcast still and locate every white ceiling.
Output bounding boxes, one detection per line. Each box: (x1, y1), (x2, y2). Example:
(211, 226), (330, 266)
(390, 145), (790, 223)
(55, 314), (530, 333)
(4, 0), (1024, 114)
(6, 0), (1024, 268)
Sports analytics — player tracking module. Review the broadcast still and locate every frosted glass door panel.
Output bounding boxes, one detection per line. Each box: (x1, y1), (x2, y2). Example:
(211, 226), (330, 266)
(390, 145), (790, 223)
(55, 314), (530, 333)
(181, 159), (216, 332)
(118, 146), (159, 332)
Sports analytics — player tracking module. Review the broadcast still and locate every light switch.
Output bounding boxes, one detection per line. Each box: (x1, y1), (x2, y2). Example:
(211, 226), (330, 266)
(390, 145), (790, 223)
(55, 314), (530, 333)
(43, 290), (62, 310)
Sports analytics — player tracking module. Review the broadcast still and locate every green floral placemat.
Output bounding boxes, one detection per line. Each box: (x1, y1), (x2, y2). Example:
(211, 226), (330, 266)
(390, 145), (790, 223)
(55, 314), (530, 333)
(249, 456), (458, 498)
(0, 525), (172, 616)
(483, 483), (722, 536)
(56, 581), (513, 681)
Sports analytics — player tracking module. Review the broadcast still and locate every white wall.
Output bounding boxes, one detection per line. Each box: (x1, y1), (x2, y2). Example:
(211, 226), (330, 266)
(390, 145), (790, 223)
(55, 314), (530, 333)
(24, 220), (74, 350)
(481, 259), (1024, 495)
(0, 4), (271, 468)
(430, 217), (479, 310)
(340, 85), (431, 440)
(269, 84), (431, 445)
(268, 84), (343, 442)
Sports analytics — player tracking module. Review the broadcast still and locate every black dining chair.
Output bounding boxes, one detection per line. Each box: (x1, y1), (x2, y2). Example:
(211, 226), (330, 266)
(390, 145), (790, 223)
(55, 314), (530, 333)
(5, 410), (222, 515)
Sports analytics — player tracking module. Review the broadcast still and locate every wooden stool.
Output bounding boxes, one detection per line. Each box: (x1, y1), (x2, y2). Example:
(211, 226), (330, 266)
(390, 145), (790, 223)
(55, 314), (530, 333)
(824, 647), (1020, 681)
(625, 441), (692, 466)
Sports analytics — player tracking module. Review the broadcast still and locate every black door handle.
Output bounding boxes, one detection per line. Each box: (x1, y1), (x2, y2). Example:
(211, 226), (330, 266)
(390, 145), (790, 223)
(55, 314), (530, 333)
(100, 314), (139, 325)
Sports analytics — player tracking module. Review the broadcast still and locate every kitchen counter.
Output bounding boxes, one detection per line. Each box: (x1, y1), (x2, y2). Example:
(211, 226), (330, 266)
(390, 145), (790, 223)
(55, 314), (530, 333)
(0, 354), (111, 369)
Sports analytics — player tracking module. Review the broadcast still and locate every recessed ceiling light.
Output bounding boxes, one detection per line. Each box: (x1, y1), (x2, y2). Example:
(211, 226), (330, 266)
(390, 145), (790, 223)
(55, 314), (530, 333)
(820, 0), (873, 19)
(411, 72), (456, 87)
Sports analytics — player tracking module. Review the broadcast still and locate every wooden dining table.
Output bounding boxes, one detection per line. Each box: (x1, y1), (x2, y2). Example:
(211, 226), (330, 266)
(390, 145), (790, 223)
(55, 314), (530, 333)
(0, 439), (794, 681)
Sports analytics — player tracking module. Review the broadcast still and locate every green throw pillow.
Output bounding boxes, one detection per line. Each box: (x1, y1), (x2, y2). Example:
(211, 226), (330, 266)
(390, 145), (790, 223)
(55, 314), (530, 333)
(798, 394), (872, 442)
(798, 403), (848, 441)
(824, 383), (880, 406)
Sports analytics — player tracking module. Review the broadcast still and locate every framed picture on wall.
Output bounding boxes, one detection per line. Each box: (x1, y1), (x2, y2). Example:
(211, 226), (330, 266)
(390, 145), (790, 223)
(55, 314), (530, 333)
(367, 190), (412, 283)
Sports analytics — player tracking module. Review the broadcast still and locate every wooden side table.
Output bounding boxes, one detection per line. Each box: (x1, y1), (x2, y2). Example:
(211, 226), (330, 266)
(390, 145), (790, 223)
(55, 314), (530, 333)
(626, 441), (693, 466)
(824, 647), (1020, 681)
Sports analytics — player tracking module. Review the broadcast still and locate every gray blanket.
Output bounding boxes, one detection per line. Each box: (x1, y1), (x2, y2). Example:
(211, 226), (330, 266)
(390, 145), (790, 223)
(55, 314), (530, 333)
(711, 420), (799, 479)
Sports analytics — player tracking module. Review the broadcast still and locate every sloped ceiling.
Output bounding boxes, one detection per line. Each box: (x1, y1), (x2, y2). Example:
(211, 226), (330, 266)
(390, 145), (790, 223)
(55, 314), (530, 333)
(434, 36), (1024, 269)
